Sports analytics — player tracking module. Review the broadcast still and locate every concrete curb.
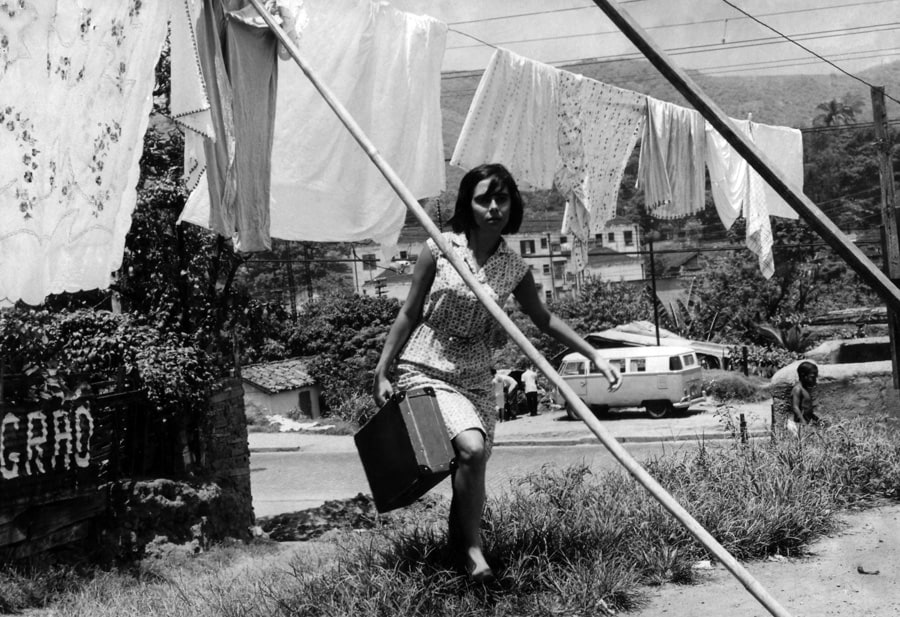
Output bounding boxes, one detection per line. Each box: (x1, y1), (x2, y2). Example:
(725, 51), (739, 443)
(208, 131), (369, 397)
(493, 430), (770, 448)
(248, 430), (772, 453)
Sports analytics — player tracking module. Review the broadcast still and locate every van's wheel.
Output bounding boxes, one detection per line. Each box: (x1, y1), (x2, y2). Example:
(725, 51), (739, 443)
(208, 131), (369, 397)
(645, 401), (672, 419)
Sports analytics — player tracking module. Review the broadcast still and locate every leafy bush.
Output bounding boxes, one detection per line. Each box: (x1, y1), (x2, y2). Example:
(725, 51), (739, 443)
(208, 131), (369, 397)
(0, 308), (217, 418)
(732, 343), (800, 378)
(702, 369), (771, 402)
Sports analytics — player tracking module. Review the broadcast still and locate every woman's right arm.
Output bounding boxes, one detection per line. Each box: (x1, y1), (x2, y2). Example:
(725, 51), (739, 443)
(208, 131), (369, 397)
(372, 245), (436, 406)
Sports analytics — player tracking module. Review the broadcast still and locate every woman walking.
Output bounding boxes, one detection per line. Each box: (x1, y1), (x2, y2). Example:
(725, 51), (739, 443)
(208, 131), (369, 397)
(373, 163), (621, 583)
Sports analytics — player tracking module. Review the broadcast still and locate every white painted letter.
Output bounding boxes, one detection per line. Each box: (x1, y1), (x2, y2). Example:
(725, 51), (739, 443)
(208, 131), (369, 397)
(52, 409), (74, 471)
(26, 411), (47, 475)
(73, 404), (94, 469)
(0, 413), (20, 480)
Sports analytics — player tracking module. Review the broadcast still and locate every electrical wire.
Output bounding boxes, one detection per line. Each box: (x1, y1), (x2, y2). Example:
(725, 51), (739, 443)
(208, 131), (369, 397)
(720, 0), (900, 106)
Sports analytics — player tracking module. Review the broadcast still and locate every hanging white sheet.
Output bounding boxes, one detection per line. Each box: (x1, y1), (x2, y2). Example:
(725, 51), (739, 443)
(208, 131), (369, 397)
(0, 0), (170, 305)
(179, 0), (447, 255)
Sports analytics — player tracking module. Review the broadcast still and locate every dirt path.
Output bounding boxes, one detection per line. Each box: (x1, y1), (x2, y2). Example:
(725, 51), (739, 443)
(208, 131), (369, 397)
(632, 503), (900, 617)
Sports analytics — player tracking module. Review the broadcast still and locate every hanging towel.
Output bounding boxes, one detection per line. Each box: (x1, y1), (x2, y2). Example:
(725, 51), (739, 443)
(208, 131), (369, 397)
(175, 0), (278, 252)
(704, 119), (751, 230)
(555, 72), (645, 271)
(745, 161), (776, 279)
(451, 47), (560, 190)
(638, 97), (706, 219)
(0, 0), (170, 305)
(180, 0), (447, 255)
(746, 122), (802, 220)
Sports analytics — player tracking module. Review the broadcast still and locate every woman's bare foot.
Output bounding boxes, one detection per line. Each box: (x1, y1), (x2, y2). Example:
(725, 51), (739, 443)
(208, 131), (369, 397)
(465, 548), (495, 584)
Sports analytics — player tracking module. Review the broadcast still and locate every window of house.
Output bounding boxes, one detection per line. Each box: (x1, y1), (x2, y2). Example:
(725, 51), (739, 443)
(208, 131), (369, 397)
(362, 253), (377, 270)
(624, 231), (634, 246)
(520, 240), (535, 255)
(542, 264), (551, 275)
(398, 250), (408, 260)
(607, 232), (615, 243)
(540, 238), (548, 249)
(545, 290), (553, 301)
(560, 235), (568, 244)
(595, 233), (603, 245)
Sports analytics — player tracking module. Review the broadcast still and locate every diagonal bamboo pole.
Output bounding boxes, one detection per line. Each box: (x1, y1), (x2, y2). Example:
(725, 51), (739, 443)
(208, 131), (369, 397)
(248, 2), (793, 616)
(591, 0), (900, 315)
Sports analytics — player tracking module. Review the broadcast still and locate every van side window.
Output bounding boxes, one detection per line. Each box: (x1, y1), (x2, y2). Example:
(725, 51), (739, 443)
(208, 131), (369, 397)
(630, 358), (646, 372)
(669, 355), (683, 370)
(609, 359), (625, 374)
(561, 361), (585, 376)
(682, 354), (696, 367)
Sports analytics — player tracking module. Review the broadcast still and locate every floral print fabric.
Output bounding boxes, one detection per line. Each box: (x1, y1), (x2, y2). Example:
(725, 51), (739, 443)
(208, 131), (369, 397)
(0, 0), (169, 305)
(397, 232), (529, 452)
(555, 72), (645, 272)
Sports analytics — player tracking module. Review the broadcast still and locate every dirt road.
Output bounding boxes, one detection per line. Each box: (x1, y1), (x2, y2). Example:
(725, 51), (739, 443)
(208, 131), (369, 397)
(633, 503), (900, 617)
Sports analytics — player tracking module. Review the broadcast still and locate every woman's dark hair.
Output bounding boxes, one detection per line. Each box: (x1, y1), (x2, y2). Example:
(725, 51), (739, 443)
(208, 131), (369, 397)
(448, 163), (524, 234)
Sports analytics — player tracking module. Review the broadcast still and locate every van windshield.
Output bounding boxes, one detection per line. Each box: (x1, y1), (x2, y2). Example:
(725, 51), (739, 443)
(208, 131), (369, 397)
(682, 354), (696, 367)
(561, 361), (585, 376)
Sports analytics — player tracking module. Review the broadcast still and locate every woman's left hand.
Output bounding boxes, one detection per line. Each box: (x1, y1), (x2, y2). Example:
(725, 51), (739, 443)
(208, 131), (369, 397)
(592, 353), (623, 392)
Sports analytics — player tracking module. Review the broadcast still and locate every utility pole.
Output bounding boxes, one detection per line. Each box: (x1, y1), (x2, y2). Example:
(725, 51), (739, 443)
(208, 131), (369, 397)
(546, 233), (555, 301)
(304, 244), (314, 301)
(871, 86), (900, 388)
(645, 230), (662, 345)
(285, 246), (298, 318)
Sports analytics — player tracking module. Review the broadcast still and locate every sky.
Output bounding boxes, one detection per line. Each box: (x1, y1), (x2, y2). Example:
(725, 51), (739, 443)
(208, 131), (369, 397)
(390, 0), (900, 77)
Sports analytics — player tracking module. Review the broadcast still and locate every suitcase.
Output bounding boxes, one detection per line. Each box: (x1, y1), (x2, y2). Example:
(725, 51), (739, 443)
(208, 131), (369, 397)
(354, 387), (455, 513)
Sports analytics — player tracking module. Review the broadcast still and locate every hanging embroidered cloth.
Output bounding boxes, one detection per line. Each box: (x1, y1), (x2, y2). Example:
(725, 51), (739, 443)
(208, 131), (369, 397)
(0, 0), (170, 305)
(451, 48), (645, 272)
(555, 72), (645, 271)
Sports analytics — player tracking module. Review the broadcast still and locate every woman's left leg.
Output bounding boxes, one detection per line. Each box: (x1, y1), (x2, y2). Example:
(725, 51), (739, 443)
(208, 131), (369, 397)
(448, 428), (492, 581)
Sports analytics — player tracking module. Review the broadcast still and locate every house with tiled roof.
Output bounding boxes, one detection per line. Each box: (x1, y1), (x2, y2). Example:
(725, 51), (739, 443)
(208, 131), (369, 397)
(241, 357), (322, 419)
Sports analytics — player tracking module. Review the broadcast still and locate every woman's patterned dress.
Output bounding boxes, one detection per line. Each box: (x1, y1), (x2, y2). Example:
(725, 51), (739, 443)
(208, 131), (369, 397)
(397, 232), (529, 453)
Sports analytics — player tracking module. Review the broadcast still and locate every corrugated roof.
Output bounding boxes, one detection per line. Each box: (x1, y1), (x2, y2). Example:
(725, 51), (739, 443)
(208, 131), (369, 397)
(241, 358), (316, 394)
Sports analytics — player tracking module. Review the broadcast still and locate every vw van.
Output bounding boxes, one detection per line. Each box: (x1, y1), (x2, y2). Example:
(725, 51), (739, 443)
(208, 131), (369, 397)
(557, 346), (705, 419)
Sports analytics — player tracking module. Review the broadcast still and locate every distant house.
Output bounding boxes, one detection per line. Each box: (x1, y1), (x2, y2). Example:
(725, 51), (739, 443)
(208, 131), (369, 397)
(241, 358), (322, 419)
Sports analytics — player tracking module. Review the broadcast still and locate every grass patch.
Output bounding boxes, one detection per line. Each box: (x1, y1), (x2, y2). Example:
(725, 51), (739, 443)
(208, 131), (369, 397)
(7, 418), (900, 616)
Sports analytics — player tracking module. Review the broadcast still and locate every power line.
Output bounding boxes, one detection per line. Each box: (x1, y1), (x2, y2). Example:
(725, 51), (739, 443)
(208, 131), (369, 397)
(448, 18), (900, 52)
(445, 25), (900, 77)
(720, 0), (900, 106)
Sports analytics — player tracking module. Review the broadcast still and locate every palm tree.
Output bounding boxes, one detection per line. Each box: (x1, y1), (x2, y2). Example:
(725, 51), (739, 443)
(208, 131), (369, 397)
(813, 97), (864, 127)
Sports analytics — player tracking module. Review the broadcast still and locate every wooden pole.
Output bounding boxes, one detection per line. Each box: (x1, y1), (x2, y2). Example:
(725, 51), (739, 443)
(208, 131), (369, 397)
(591, 0), (900, 317)
(248, 3), (794, 617)
(870, 86), (900, 389)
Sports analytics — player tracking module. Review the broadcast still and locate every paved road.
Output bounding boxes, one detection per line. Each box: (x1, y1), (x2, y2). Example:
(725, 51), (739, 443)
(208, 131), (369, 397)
(251, 440), (706, 518)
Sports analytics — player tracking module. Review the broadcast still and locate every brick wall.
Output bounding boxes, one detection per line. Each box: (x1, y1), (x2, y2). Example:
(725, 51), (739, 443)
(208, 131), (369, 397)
(202, 378), (254, 537)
